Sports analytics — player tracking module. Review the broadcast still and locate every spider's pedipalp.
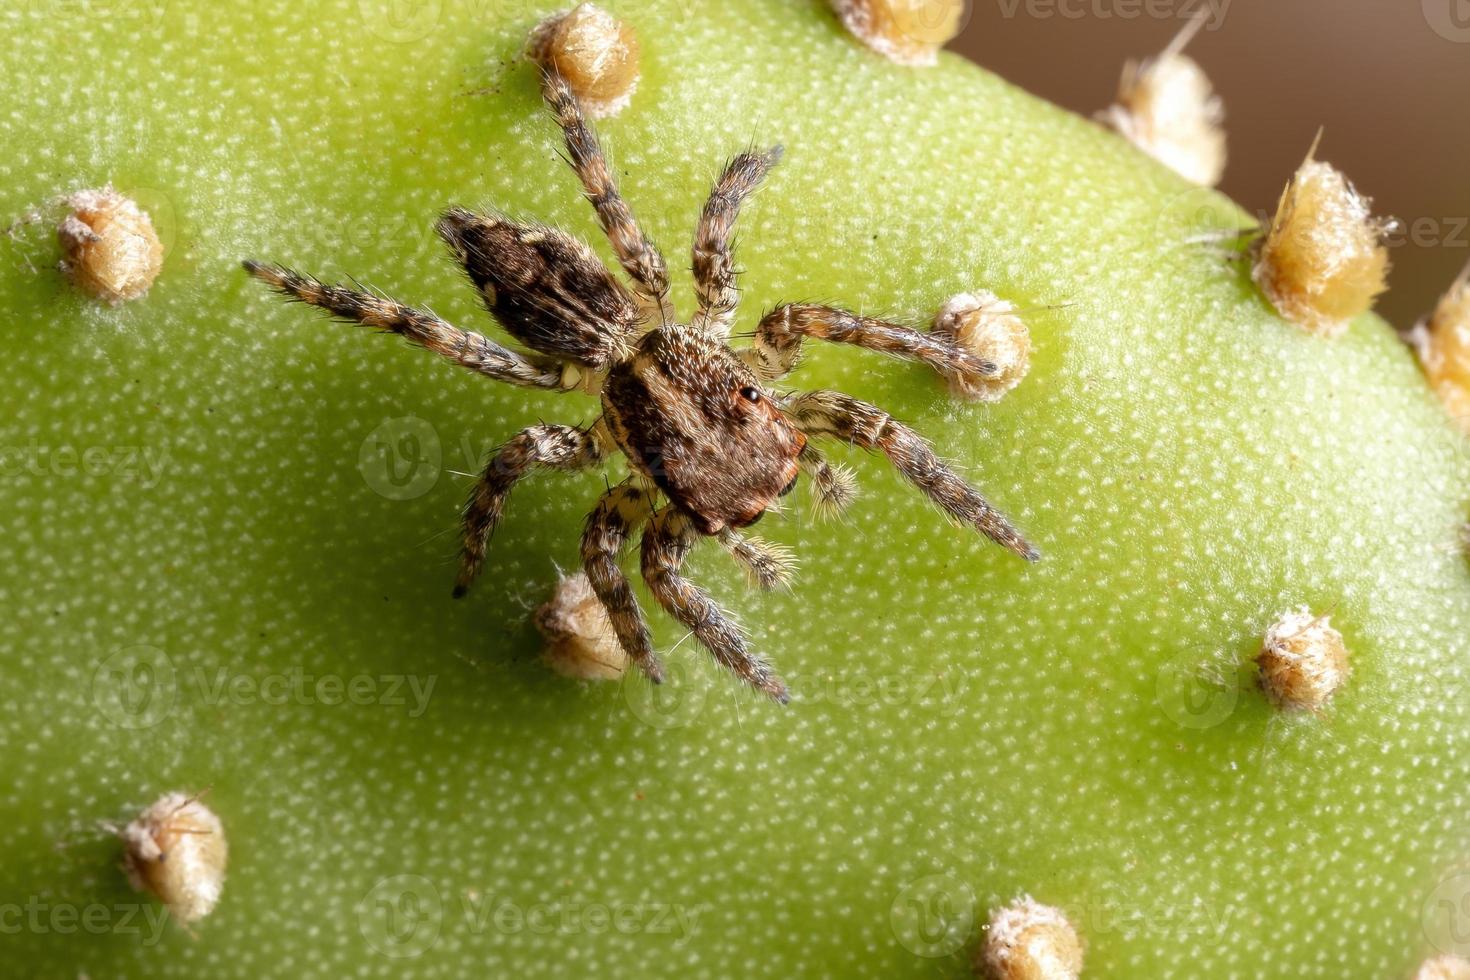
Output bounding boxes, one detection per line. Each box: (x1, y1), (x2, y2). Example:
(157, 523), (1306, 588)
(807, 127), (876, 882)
(786, 389), (1039, 561)
(436, 208), (643, 370)
(797, 443), (858, 517)
(716, 527), (797, 591)
(452, 423), (604, 598)
(242, 261), (568, 389)
(541, 70), (673, 321)
(750, 302), (998, 385)
(691, 145), (783, 338)
(582, 482), (666, 683)
(641, 508), (790, 703)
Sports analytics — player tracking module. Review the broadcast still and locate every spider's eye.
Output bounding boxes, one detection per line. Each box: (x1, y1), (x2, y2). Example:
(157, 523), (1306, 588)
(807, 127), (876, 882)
(740, 386), (762, 403)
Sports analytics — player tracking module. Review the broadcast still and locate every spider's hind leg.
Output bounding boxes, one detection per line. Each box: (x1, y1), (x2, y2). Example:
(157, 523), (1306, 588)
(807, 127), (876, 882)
(242, 261), (568, 390)
(453, 423), (604, 598)
(541, 71), (673, 321)
(641, 508), (789, 703)
(581, 482), (666, 684)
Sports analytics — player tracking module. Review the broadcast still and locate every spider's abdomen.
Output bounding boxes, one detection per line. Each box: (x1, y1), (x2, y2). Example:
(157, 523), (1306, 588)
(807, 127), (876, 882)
(436, 207), (642, 370)
(602, 325), (804, 536)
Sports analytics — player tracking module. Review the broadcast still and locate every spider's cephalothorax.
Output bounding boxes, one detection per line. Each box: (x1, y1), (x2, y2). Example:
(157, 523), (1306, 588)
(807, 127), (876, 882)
(603, 325), (807, 535)
(244, 71), (1037, 704)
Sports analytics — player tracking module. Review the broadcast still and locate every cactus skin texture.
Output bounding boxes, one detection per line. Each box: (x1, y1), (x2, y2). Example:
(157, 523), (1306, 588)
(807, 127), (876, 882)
(3, 1), (1470, 977)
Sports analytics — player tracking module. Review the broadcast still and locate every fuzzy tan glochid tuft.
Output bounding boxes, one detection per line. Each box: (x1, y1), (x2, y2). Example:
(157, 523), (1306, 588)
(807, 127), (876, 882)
(1409, 261), (1470, 434)
(976, 895), (1083, 980)
(120, 792), (228, 924)
(1099, 15), (1226, 187)
(826, 0), (964, 67)
(1250, 138), (1394, 338)
(1255, 607), (1351, 712)
(535, 570), (630, 681)
(931, 290), (1032, 402)
(1414, 955), (1470, 980)
(527, 3), (641, 118)
(56, 187), (163, 304)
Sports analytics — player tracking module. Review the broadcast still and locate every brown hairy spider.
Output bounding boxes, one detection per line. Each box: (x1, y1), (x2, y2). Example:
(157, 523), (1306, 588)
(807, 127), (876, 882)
(243, 72), (1038, 704)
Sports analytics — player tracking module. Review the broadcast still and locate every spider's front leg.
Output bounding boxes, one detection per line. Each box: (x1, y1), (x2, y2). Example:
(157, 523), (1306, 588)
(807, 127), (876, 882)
(747, 303), (997, 389)
(641, 508), (790, 703)
(581, 482), (665, 684)
(452, 423), (605, 598)
(785, 390), (1040, 561)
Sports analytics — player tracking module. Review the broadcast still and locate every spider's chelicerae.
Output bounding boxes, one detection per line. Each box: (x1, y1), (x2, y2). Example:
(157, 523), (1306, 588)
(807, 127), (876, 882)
(244, 73), (1038, 703)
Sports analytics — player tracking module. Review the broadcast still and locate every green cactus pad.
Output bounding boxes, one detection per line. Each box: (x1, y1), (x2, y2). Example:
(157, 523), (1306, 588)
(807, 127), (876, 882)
(3, 1), (1469, 976)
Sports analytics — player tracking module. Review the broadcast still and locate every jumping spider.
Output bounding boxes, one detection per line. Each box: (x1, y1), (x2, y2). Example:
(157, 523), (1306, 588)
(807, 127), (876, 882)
(244, 72), (1038, 704)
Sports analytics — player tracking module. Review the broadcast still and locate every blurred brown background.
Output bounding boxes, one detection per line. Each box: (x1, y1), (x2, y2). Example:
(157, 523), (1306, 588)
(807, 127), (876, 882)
(947, 0), (1470, 326)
